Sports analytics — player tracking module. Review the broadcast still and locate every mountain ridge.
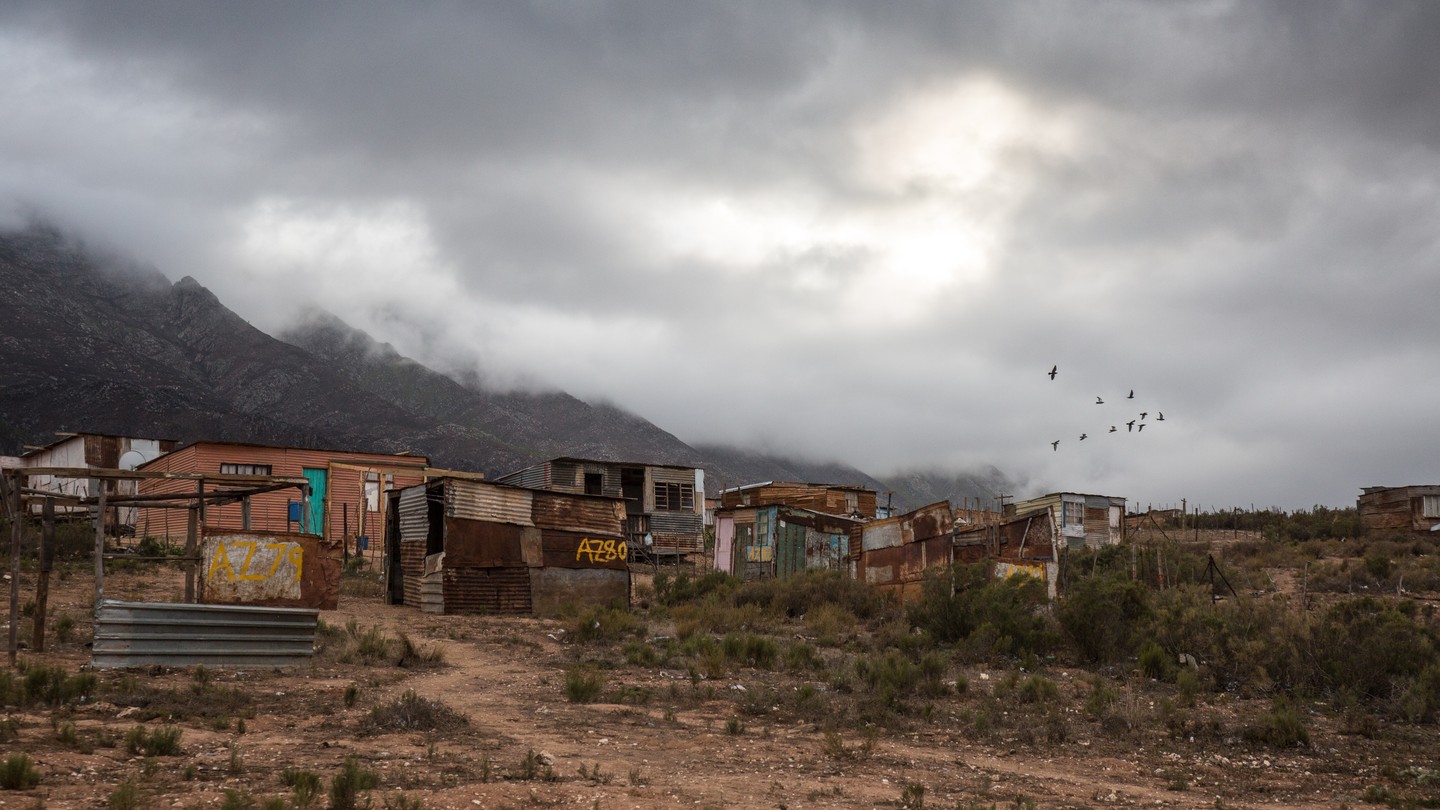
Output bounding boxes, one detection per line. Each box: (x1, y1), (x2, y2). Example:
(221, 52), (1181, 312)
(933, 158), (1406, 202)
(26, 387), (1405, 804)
(0, 224), (1015, 511)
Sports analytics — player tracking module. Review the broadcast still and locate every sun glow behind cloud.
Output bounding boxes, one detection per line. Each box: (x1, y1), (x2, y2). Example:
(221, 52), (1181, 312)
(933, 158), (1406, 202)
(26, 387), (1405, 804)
(633, 75), (1073, 326)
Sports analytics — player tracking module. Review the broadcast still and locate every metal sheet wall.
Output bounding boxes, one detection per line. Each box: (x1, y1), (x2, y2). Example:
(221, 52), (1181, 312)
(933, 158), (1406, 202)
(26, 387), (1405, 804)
(136, 443), (427, 543)
(397, 486), (430, 545)
(442, 567), (532, 614)
(445, 479), (534, 526)
(530, 568), (629, 615)
(531, 491), (626, 536)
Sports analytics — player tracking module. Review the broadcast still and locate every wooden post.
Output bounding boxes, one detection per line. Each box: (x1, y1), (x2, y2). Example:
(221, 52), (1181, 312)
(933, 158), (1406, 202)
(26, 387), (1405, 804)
(33, 497), (54, 653)
(6, 471), (20, 666)
(241, 496), (251, 530)
(93, 478), (106, 613)
(184, 505), (198, 603)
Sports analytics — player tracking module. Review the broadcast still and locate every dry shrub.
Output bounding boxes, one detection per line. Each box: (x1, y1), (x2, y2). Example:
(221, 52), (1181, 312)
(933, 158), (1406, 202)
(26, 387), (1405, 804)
(362, 690), (468, 733)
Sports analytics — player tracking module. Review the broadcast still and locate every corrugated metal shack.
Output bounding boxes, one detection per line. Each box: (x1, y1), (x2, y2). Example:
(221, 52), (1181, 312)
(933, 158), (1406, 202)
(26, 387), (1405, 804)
(851, 501), (954, 601)
(1005, 492), (1125, 551)
(387, 477), (629, 615)
(713, 505), (859, 580)
(954, 510), (1061, 598)
(137, 441), (429, 553)
(1357, 485), (1440, 535)
(719, 481), (878, 519)
(496, 457), (705, 559)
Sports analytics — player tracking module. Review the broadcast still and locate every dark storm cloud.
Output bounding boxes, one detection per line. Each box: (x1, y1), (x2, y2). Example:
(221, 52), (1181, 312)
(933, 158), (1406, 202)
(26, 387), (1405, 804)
(2, 1), (1439, 510)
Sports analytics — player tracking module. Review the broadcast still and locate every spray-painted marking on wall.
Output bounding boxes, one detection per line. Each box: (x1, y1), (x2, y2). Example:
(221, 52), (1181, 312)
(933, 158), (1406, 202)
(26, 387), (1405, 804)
(746, 545), (775, 562)
(204, 539), (304, 601)
(575, 537), (625, 564)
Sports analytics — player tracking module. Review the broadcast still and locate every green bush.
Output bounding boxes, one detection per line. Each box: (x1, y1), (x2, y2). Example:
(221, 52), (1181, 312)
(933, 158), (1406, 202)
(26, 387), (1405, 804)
(1057, 573), (1152, 664)
(854, 650), (922, 708)
(124, 724), (183, 756)
(1137, 641), (1173, 680)
(281, 768), (323, 809)
(1243, 696), (1309, 748)
(330, 757), (379, 810)
(109, 779), (142, 810)
(572, 605), (646, 644)
(0, 753), (40, 790)
(563, 666), (605, 703)
(908, 564), (1055, 661)
(721, 633), (779, 669)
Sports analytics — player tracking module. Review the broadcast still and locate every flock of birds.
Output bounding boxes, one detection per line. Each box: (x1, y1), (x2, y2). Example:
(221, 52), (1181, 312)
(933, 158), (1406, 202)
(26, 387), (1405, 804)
(1047, 365), (1165, 451)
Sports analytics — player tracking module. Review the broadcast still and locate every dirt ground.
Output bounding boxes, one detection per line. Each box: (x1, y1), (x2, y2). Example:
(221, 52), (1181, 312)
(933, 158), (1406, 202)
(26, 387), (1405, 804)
(3, 565), (1438, 810)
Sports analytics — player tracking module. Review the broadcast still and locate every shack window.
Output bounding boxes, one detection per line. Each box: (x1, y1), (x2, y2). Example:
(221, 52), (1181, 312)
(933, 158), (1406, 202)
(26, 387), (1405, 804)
(584, 473), (604, 496)
(364, 472), (393, 512)
(220, 463), (272, 476)
(1424, 495), (1440, 519)
(654, 482), (694, 512)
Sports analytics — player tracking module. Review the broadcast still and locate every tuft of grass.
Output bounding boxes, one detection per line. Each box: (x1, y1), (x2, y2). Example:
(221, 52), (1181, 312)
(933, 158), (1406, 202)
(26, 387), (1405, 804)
(281, 768), (322, 808)
(1243, 697), (1310, 748)
(725, 716), (745, 735)
(108, 779), (142, 810)
(220, 788), (255, 810)
(0, 753), (40, 790)
(124, 724), (183, 756)
(563, 666), (605, 704)
(329, 756), (379, 810)
(821, 726), (874, 761)
(343, 684), (359, 708)
(396, 632), (446, 668)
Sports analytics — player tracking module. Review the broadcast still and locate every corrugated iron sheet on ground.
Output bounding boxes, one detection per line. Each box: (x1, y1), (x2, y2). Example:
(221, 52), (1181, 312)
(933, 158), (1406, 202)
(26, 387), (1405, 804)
(92, 600), (317, 669)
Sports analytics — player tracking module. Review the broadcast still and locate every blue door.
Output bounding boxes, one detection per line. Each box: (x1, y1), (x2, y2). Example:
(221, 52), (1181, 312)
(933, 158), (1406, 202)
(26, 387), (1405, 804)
(301, 467), (327, 537)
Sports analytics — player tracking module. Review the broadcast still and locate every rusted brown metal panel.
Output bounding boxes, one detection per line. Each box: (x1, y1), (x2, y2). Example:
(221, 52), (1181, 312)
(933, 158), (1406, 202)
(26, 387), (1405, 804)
(531, 491), (626, 536)
(530, 567), (629, 615)
(443, 517), (525, 567)
(445, 479), (534, 525)
(442, 566), (531, 614)
(539, 529), (628, 570)
(201, 528), (340, 610)
(400, 539), (426, 607)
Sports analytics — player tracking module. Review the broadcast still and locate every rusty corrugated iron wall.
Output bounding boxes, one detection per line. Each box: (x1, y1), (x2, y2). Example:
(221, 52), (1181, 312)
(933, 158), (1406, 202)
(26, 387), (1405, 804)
(852, 501), (954, 601)
(445, 479), (534, 525)
(390, 478), (628, 616)
(720, 482), (877, 518)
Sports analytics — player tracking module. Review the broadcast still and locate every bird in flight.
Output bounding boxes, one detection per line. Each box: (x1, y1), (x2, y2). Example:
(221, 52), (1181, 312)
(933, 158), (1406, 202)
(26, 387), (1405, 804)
(1137, 423), (1146, 432)
(1139, 412), (1148, 420)
(1079, 433), (1088, 441)
(1051, 440), (1060, 451)
(1127, 390), (1134, 399)
(1127, 420), (1136, 432)
(1156, 412), (1165, 421)
(1048, 365), (1057, 380)
(1095, 396), (1104, 404)
(1109, 426), (1117, 433)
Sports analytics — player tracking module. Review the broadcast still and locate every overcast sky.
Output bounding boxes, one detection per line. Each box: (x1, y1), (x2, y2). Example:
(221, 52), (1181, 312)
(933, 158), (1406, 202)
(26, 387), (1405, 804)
(3, 1), (1438, 512)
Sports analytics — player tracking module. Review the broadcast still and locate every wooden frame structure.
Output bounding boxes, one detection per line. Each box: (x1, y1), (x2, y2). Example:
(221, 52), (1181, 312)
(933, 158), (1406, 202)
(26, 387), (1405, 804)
(1, 466), (311, 666)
